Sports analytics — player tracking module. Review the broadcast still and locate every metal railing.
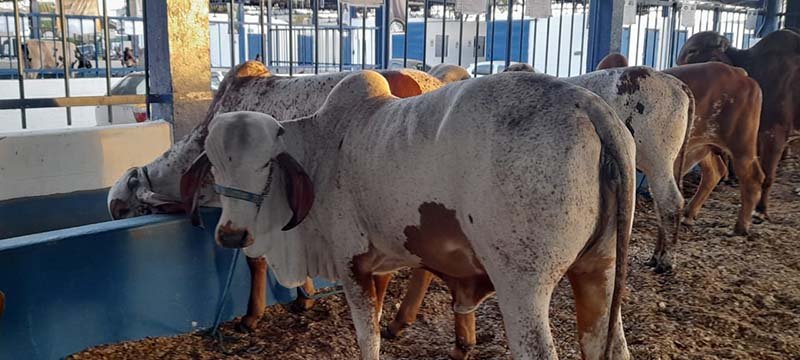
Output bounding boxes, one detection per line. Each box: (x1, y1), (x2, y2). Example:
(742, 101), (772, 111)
(211, 0), (592, 77)
(622, 2), (759, 71)
(0, 1), (149, 131)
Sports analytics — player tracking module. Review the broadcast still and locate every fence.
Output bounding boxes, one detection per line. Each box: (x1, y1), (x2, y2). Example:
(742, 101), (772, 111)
(0, 0), (150, 131)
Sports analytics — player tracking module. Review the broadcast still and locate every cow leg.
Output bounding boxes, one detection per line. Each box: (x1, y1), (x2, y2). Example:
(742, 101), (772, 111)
(683, 154), (727, 226)
(383, 268), (434, 339)
(240, 256), (267, 331)
(755, 133), (786, 222)
(374, 273), (393, 312)
(342, 272), (382, 360)
(446, 275), (494, 360)
(731, 156), (765, 235)
(290, 278), (317, 313)
(643, 165), (684, 273)
(491, 277), (558, 360)
(567, 255), (628, 360)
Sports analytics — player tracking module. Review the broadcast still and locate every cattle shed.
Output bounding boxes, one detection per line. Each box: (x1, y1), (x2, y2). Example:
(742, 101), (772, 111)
(0, 0), (796, 359)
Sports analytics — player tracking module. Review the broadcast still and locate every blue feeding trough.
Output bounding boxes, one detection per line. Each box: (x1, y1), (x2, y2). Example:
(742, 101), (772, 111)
(0, 192), (332, 360)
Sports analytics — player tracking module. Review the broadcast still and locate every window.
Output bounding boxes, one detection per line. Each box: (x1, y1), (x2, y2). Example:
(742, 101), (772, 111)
(473, 35), (485, 57)
(435, 35), (449, 57)
(621, 27), (631, 57)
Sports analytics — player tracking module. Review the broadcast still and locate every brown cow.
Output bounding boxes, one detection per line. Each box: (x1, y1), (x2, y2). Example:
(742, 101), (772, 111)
(596, 53), (628, 70)
(677, 30), (800, 221)
(598, 55), (764, 236)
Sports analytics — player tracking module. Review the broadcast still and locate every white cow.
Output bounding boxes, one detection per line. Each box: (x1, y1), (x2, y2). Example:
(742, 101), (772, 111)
(184, 71), (636, 359)
(107, 61), (447, 330)
(23, 39), (78, 79)
(506, 65), (694, 273)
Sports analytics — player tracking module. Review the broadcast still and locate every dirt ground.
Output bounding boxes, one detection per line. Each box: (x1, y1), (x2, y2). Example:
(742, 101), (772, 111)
(71, 143), (800, 360)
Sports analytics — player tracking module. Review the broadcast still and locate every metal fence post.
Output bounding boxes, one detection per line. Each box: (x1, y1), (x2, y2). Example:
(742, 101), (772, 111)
(586, 0), (624, 73)
(145, 0), (212, 139)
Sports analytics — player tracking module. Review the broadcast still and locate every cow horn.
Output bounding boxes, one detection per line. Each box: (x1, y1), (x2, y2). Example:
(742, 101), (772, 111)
(276, 152), (314, 231)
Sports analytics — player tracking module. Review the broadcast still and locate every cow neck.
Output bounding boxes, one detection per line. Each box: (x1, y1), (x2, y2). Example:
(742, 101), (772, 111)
(141, 127), (206, 204)
(257, 117), (340, 286)
(726, 48), (753, 72)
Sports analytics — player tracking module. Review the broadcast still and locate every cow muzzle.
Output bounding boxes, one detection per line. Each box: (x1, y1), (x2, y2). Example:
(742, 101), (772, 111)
(216, 221), (254, 248)
(109, 199), (131, 219)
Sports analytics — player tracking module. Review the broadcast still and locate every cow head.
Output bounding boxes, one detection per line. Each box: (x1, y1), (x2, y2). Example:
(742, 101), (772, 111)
(677, 31), (733, 65)
(108, 166), (186, 219)
(181, 112), (314, 249)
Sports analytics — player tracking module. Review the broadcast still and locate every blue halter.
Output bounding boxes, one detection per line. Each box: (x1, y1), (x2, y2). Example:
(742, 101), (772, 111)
(213, 162), (274, 209)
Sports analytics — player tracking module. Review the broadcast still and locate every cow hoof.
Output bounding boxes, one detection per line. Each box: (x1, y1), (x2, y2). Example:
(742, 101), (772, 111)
(238, 316), (259, 332)
(729, 226), (749, 237)
(752, 212), (769, 224)
(449, 345), (474, 360)
(681, 217), (695, 227)
(381, 322), (407, 340)
(654, 262), (673, 274)
(644, 256), (658, 267)
(288, 297), (315, 314)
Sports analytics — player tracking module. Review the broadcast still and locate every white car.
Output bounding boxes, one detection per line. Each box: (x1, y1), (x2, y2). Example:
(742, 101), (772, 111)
(95, 71), (226, 125)
(466, 61), (529, 77)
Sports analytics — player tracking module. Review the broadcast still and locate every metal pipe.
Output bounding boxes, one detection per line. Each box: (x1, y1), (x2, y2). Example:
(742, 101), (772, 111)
(339, 2), (344, 71)
(361, 5), (366, 69)
(229, 0), (235, 68)
(458, 12), (464, 66)
(504, 0), (513, 69)
(442, 0), (447, 64)
(260, 0), (266, 63)
(567, 0), (575, 76)
(518, 0), (525, 63)
(403, 0), (409, 67)
(474, 14), (480, 77)
(58, 0), (72, 126)
(267, 0), (273, 67)
(532, 18), (537, 69)
(103, 0), (113, 123)
(489, 0), (496, 73)
(544, 15), (550, 73)
(579, 0), (586, 74)
(12, 0), (26, 128)
(423, 0), (429, 70)
(142, 0), (150, 120)
(314, 0), (319, 73)
(556, 0), (563, 76)
(634, 8), (641, 65)
(289, 0), (294, 75)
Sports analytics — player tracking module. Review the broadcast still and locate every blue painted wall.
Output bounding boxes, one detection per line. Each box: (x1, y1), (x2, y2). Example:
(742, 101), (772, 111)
(0, 208), (331, 359)
(0, 189), (111, 240)
(486, 20), (529, 62)
(392, 22), (425, 61)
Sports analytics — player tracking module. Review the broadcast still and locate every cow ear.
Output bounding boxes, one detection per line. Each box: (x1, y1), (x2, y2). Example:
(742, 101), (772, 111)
(276, 152), (314, 231)
(180, 152), (212, 227)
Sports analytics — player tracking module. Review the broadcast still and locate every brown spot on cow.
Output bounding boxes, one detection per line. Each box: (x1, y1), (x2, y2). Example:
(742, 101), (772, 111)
(403, 202), (485, 278)
(235, 61), (271, 79)
(616, 67), (651, 95)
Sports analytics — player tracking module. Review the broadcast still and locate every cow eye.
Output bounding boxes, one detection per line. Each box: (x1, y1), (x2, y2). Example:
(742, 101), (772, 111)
(127, 176), (140, 190)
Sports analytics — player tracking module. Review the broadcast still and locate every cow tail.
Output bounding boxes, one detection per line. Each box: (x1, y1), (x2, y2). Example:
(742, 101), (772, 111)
(673, 81), (695, 245)
(587, 101), (635, 360)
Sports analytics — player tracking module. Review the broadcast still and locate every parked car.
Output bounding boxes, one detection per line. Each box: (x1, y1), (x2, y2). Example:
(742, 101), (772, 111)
(388, 58), (431, 72)
(466, 61), (528, 77)
(95, 71), (226, 125)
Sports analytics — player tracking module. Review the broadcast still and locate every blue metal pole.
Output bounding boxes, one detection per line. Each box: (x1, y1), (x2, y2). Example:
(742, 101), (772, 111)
(759, 0), (779, 36)
(238, 0), (246, 61)
(585, 0), (615, 73)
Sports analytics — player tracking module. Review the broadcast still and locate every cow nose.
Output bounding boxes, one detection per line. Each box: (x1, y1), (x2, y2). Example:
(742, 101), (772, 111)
(217, 225), (254, 248)
(109, 199), (131, 219)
